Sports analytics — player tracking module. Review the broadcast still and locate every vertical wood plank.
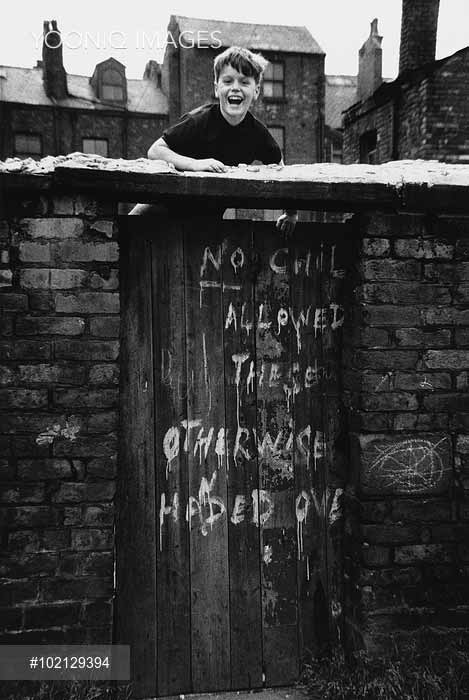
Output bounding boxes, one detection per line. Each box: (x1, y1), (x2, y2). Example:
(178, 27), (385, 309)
(255, 224), (298, 686)
(222, 224), (263, 689)
(185, 221), (231, 691)
(117, 220), (157, 698)
(289, 225), (330, 660)
(152, 222), (191, 694)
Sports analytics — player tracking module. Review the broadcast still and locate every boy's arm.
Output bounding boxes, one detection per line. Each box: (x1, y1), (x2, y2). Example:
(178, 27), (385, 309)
(275, 159), (298, 233)
(148, 137), (228, 173)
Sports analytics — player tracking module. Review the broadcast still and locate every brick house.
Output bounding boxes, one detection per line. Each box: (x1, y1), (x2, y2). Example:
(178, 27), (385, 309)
(343, 0), (469, 164)
(0, 21), (168, 161)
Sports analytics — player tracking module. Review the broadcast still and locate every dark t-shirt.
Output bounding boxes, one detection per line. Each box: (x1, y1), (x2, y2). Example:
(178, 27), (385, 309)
(162, 102), (282, 166)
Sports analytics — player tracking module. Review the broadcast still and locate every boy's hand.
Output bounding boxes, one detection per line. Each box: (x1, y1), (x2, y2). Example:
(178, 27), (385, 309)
(276, 211), (298, 235)
(194, 158), (228, 173)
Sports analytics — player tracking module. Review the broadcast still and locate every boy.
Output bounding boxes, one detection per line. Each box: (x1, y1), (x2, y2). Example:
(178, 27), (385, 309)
(133, 46), (297, 233)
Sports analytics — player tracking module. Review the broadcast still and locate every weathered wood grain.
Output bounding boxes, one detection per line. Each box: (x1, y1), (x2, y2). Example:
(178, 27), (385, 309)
(117, 220), (157, 698)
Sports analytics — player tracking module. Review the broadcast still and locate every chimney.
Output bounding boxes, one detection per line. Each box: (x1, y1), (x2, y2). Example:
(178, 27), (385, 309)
(42, 20), (67, 99)
(358, 18), (383, 101)
(399, 0), (440, 74)
(143, 60), (162, 88)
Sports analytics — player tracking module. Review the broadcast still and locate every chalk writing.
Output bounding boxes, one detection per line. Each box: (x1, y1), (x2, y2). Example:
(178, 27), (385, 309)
(366, 436), (449, 494)
(162, 421), (324, 471)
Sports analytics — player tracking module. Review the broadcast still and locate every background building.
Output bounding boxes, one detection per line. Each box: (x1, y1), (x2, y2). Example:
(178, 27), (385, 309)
(0, 21), (168, 161)
(343, 0), (469, 164)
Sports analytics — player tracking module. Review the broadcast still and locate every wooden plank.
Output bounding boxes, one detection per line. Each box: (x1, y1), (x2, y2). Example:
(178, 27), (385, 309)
(185, 221), (231, 691)
(254, 224), (298, 686)
(116, 220), (157, 698)
(221, 223), (263, 689)
(320, 232), (352, 648)
(289, 225), (330, 659)
(152, 222), (191, 695)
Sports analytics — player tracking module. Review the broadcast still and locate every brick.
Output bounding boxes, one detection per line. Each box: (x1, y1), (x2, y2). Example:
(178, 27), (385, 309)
(40, 576), (113, 601)
(362, 305), (420, 327)
(457, 372), (469, 390)
(362, 544), (391, 566)
(54, 340), (119, 361)
(0, 608), (23, 630)
(0, 389), (48, 409)
(55, 293), (119, 314)
(423, 308), (469, 325)
(361, 283), (450, 305)
(57, 241), (118, 263)
(392, 413), (449, 431)
(361, 392), (419, 411)
(87, 457), (117, 478)
(53, 434), (117, 458)
(88, 364), (119, 385)
(351, 327), (390, 347)
(456, 435), (469, 454)
(362, 524), (421, 545)
(53, 388), (118, 409)
(0, 366), (15, 385)
(1, 552), (57, 577)
(79, 551), (113, 576)
(19, 269), (50, 289)
(362, 260), (420, 281)
(24, 603), (81, 628)
(20, 268), (88, 290)
(89, 220), (115, 238)
(454, 286), (469, 304)
(394, 238), (454, 259)
(393, 372), (451, 391)
(423, 394), (469, 412)
(41, 529), (70, 550)
(0, 315), (13, 337)
(86, 412), (118, 433)
(0, 221), (10, 240)
(70, 528), (113, 550)
(16, 316), (85, 336)
(424, 350), (469, 369)
(456, 329), (469, 346)
(424, 262), (469, 282)
(361, 501), (389, 523)
(18, 218), (84, 240)
(0, 580), (38, 606)
(11, 436), (50, 457)
(395, 328), (451, 348)
(362, 213), (426, 238)
(52, 196), (75, 215)
(3, 413), (68, 434)
(0, 269), (13, 287)
(5, 506), (60, 529)
(362, 238), (390, 257)
(18, 242), (51, 262)
(353, 350), (419, 370)
(0, 293), (28, 310)
(17, 459), (73, 480)
(0, 459), (14, 479)
(395, 544), (452, 564)
(89, 316), (120, 337)
(17, 363), (86, 385)
(81, 505), (114, 526)
(1, 485), (45, 504)
(52, 482), (115, 503)
(89, 270), (119, 290)
(1, 249), (9, 264)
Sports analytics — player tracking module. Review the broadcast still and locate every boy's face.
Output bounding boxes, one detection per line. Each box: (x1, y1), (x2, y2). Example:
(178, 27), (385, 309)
(214, 65), (260, 126)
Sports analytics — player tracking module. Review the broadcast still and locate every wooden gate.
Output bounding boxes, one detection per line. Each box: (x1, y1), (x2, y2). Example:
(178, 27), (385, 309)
(118, 217), (352, 698)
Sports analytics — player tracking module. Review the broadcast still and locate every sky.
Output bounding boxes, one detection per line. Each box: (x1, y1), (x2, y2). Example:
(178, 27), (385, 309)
(0, 1), (467, 79)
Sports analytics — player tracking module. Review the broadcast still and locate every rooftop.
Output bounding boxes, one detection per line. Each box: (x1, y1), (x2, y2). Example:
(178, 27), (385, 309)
(172, 15), (324, 54)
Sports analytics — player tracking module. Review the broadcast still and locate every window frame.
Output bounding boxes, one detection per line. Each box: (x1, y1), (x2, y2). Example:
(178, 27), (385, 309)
(14, 132), (42, 159)
(263, 60), (285, 100)
(81, 137), (109, 157)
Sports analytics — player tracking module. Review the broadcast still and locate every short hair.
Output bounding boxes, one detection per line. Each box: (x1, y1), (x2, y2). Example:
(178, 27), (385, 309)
(214, 46), (268, 84)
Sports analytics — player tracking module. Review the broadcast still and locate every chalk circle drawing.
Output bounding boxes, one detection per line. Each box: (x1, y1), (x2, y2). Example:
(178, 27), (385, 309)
(367, 436), (449, 494)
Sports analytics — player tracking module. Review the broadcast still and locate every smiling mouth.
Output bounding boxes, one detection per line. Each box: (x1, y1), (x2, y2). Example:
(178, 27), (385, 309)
(227, 96), (243, 105)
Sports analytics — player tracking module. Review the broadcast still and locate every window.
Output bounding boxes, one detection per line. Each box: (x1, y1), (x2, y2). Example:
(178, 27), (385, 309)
(360, 129), (377, 164)
(268, 126), (285, 156)
(82, 138), (108, 157)
(263, 62), (284, 99)
(14, 133), (42, 159)
(102, 68), (124, 101)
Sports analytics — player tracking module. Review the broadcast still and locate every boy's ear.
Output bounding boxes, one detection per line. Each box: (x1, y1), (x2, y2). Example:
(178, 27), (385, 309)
(253, 82), (261, 100)
(214, 81), (219, 98)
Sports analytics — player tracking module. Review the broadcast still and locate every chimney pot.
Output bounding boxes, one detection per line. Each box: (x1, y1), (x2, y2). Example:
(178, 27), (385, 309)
(399, 0), (440, 74)
(358, 18), (383, 101)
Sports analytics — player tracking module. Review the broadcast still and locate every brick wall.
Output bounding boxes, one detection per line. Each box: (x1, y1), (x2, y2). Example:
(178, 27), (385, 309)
(0, 190), (119, 643)
(344, 211), (469, 651)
